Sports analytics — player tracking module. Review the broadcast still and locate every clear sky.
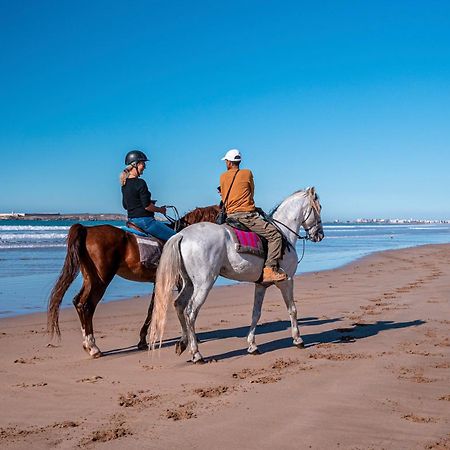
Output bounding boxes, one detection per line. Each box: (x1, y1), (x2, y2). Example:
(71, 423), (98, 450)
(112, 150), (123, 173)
(1, 1), (449, 221)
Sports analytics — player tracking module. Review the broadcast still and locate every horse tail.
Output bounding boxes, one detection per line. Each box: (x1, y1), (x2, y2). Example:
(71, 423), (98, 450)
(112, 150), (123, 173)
(149, 234), (184, 349)
(47, 223), (86, 338)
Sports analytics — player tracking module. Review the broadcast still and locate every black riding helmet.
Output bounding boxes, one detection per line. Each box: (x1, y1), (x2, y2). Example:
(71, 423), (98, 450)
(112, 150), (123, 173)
(125, 150), (149, 166)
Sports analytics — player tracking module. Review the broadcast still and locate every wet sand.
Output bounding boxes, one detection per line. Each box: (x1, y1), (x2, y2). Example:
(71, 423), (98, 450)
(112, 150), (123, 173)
(1, 244), (449, 449)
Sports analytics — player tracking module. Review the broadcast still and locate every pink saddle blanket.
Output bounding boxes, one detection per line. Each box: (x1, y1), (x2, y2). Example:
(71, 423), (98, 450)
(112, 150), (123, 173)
(226, 226), (265, 258)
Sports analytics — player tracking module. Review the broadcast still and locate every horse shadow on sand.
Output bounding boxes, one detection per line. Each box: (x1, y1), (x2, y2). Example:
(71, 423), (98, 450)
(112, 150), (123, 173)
(101, 317), (425, 361)
(101, 316), (336, 357)
(208, 318), (426, 361)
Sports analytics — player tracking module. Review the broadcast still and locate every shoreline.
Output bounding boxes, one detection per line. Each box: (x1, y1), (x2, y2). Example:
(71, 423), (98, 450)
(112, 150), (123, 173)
(0, 241), (448, 321)
(0, 213), (126, 221)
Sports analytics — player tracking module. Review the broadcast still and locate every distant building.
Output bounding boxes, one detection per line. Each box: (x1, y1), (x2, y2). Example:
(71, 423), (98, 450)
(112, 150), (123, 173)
(0, 212), (25, 219)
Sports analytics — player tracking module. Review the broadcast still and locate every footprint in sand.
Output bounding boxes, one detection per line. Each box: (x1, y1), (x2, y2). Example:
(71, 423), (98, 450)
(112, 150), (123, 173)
(250, 375), (281, 384)
(309, 352), (371, 361)
(165, 401), (197, 421)
(118, 390), (159, 407)
(13, 356), (45, 364)
(194, 385), (229, 398)
(232, 368), (264, 379)
(435, 362), (450, 369)
(402, 413), (438, 423)
(15, 382), (48, 388)
(76, 376), (104, 383)
(82, 415), (131, 445)
(397, 367), (437, 383)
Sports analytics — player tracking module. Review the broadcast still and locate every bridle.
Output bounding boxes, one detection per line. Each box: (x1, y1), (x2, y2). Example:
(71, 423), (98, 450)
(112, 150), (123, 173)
(267, 202), (322, 265)
(270, 206), (321, 242)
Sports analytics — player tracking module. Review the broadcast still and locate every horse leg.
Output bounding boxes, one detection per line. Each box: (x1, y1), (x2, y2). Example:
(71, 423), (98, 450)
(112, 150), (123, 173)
(73, 278), (107, 358)
(174, 283), (193, 356)
(73, 285), (89, 351)
(83, 282), (108, 358)
(138, 290), (155, 350)
(247, 283), (267, 354)
(278, 278), (304, 348)
(185, 283), (214, 363)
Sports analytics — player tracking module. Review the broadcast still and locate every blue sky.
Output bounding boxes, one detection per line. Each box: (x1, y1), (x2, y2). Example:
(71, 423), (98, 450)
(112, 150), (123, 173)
(1, 1), (449, 220)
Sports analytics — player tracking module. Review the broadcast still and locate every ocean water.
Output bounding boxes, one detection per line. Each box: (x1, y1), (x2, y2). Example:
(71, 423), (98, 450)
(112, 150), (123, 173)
(0, 220), (449, 318)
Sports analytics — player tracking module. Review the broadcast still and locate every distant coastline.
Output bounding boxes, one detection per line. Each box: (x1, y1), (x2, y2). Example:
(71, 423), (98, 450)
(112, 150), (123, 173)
(0, 213), (448, 224)
(0, 213), (126, 221)
(339, 218), (450, 224)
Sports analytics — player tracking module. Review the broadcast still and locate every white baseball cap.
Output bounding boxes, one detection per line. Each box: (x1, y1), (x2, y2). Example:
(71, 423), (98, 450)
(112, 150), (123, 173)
(221, 149), (242, 162)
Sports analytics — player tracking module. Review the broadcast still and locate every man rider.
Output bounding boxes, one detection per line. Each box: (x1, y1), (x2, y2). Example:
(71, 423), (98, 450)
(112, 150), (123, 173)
(219, 149), (287, 283)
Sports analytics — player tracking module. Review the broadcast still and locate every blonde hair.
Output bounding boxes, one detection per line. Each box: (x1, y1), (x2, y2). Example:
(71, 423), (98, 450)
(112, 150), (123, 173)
(120, 165), (133, 186)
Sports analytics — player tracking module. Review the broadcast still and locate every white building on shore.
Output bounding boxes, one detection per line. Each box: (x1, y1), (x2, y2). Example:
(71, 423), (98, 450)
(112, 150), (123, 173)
(0, 212), (25, 219)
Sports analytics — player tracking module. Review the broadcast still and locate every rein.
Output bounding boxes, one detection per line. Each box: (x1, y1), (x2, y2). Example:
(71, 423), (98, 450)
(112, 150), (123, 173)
(265, 206), (320, 265)
(270, 217), (307, 265)
(163, 205), (181, 232)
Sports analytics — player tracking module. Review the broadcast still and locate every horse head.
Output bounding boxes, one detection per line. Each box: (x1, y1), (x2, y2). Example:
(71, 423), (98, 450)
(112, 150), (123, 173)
(303, 187), (324, 242)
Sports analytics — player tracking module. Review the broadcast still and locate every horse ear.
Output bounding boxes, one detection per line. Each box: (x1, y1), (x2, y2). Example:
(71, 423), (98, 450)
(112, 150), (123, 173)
(310, 186), (315, 195)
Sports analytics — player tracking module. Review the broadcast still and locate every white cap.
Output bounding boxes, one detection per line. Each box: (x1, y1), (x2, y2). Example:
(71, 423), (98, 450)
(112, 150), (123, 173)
(221, 149), (242, 162)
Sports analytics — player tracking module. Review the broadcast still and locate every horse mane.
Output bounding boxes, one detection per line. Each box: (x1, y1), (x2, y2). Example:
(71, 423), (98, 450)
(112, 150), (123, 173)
(269, 187), (321, 217)
(181, 204), (221, 226)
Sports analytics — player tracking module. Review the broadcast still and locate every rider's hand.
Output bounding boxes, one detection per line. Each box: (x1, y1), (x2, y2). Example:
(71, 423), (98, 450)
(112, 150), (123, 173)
(159, 206), (167, 215)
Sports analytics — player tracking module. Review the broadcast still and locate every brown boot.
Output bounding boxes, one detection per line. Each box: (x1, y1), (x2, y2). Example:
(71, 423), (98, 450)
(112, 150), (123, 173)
(262, 267), (287, 283)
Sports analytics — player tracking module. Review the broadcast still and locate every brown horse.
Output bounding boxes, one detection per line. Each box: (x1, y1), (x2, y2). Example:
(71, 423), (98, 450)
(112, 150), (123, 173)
(47, 205), (220, 357)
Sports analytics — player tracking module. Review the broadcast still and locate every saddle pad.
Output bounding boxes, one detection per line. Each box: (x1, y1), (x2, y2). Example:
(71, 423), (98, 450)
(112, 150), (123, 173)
(135, 236), (163, 268)
(226, 226), (265, 258)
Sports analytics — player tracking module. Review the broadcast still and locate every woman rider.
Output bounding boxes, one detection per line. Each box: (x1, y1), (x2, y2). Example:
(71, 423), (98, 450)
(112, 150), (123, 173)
(120, 150), (176, 241)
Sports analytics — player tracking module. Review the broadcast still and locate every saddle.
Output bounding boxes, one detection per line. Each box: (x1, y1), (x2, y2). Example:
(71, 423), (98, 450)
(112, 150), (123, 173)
(223, 218), (289, 260)
(224, 224), (265, 258)
(125, 221), (164, 268)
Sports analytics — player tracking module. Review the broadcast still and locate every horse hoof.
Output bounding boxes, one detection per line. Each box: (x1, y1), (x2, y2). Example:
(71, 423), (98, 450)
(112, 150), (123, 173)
(175, 342), (187, 356)
(137, 341), (149, 351)
(192, 353), (205, 364)
(248, 347), (261, 355)
(295, 342), (305, 349)
(90, 351), (103, 359)
(193, 357), (205, 365)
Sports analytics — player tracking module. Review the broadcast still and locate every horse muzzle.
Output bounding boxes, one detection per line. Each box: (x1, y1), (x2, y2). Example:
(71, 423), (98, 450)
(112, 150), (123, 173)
(309, 229), (324, 243)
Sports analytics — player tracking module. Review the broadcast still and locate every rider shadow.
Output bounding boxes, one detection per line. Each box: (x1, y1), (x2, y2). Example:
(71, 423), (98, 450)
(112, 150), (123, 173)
(208, 319), (426, 362)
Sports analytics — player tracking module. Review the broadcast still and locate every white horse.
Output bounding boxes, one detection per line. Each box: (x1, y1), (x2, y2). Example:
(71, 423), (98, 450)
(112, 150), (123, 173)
(150, 187), (324, 363)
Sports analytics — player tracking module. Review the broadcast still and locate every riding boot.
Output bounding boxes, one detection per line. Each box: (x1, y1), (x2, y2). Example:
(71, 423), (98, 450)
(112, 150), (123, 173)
(262, 266), (287, 283)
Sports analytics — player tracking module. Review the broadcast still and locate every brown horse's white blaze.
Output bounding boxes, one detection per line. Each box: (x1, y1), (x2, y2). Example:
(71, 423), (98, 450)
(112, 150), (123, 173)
(47, 205), (220, 358)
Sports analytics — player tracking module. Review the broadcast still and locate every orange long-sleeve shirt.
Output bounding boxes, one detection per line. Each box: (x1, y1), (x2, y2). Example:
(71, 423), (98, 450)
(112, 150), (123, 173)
(219, 168), (256, 213)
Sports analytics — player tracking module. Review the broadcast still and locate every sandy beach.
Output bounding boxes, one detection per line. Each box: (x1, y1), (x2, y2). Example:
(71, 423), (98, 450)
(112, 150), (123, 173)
(0, 244), (449, 449)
